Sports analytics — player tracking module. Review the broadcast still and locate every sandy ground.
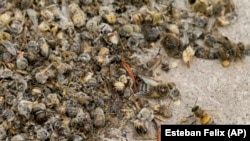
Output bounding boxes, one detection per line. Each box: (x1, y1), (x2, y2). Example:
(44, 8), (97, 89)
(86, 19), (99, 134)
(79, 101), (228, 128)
(126, 0), (250, 140)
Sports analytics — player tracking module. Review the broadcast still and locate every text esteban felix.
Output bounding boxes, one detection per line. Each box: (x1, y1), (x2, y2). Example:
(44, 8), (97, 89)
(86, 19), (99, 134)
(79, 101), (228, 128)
(165, 129), (225, 136)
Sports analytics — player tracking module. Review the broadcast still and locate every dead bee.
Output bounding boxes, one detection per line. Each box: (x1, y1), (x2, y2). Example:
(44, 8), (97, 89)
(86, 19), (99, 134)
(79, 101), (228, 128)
(161, 62), (170, 73)
(217, 42), (245, 67)
(133, 107), (156, 138)
(229, 42), (245, 61)
(68, 3), (86, 28)
(151, 103), (173, 123)
(169, 87), (181, 101)
(161, 33), (184, 58)
(137, 82), (169, 98)
(131, 12), (143, 25)
(113, 81), (126, 94)
(32, 103), (48, 124)
(136, 75), (179, 99)
(182, 45), (195, 68)
(195, 47), (219, 59)
(218, 47), (230, 67)
(103, 13), (117, 24)
(92, 107), (105, 128)
(191, 105), (215, 125)
(133, 119), (147, 135)
(157, 103), (173, 119)
(212, 0), (235, 16)
(189, 0), (208, 14)
(119, 24), (141, 37)
(181, 99), (215, 125)
(143, 25), (161, 42)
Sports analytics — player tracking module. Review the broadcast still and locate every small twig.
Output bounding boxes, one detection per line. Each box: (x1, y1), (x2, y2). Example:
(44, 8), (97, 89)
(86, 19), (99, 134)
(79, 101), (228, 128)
(121, 58), (138, 92)
(21, 26), (28, 51)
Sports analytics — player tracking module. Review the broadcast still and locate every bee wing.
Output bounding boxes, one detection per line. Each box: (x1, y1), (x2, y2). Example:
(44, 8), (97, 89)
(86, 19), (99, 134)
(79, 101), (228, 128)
(179, 115), (198, 125)
(137, 75), (160, 86)
(134, 91), (152, 97)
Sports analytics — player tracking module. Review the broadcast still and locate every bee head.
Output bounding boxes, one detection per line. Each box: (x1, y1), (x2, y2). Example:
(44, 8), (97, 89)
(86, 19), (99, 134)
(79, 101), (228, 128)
(191, 105), (199, 112)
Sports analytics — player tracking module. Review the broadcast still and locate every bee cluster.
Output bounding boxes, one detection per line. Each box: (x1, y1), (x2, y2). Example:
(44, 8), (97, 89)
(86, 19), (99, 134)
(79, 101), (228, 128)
(0, 0), (246, 140)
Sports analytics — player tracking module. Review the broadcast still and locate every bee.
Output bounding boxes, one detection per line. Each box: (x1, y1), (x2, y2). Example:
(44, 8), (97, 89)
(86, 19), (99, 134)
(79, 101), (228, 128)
(65, 100), (78, 118)
(44, 93), (60, 108)
(10, 134), (27, 141)
(36, 128), (50, 140)
(161, 33), (184, 59)
(182, 45), (195, 68)
(92, 107), (105, 128)
(143, 24), (161, 43)
(98, 47), (110, 56)
(119, 24), (141, 37)
(39, 38), (50, 57)
(0, 12), (12, 29)
(9, 9), (24, 34)
(71, 109), (92, 132)
(133, 119), (147, 135)
(180, 99), (215, 125)
(212, 0), (235, 16)
(136, 75), (179, 99)
(113, 81), (126, 94)
(228, 42), (245, 61)
(16, 52), (28, 70)
(195, 47), (219, 59)
(137, 108), (154, 122)
(191, 105), (215, 125)
(105, 31), (120, 45)
(68, 3), (86, 28)
(168, 86), (181, 101)
(161, 62), (170, 73)
(146, 11), (166, 26)
(1, 40), (17, 56)
(17, 100), (33, 119)
(137, 82), (169, 98)
(152, 103), (173, 120)
(190, 0), (208, 14)
(217, 42), (245, 67)
(131, 12), (143, 25)
(103, 13), (117, 24)
(218, 47), (230, 67)
(35, 63), (54, 84)
(133, 108), (157, 138)
(32, 102), (48, 124)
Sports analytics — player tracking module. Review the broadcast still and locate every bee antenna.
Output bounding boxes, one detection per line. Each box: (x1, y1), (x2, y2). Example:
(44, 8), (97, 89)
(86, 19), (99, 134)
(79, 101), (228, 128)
(193, 98), (198, 107)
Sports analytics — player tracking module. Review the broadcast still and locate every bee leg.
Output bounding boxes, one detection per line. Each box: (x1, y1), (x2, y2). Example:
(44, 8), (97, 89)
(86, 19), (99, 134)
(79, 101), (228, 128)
(152, 119), (160, 141)
(191, 118), (198, 125)
(0, 61), (7, 68)
(157, 46), (161, 56)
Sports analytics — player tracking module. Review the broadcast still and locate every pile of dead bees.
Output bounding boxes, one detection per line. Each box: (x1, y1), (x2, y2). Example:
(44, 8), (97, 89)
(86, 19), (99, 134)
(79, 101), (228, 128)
(0, 0), (246, 140)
